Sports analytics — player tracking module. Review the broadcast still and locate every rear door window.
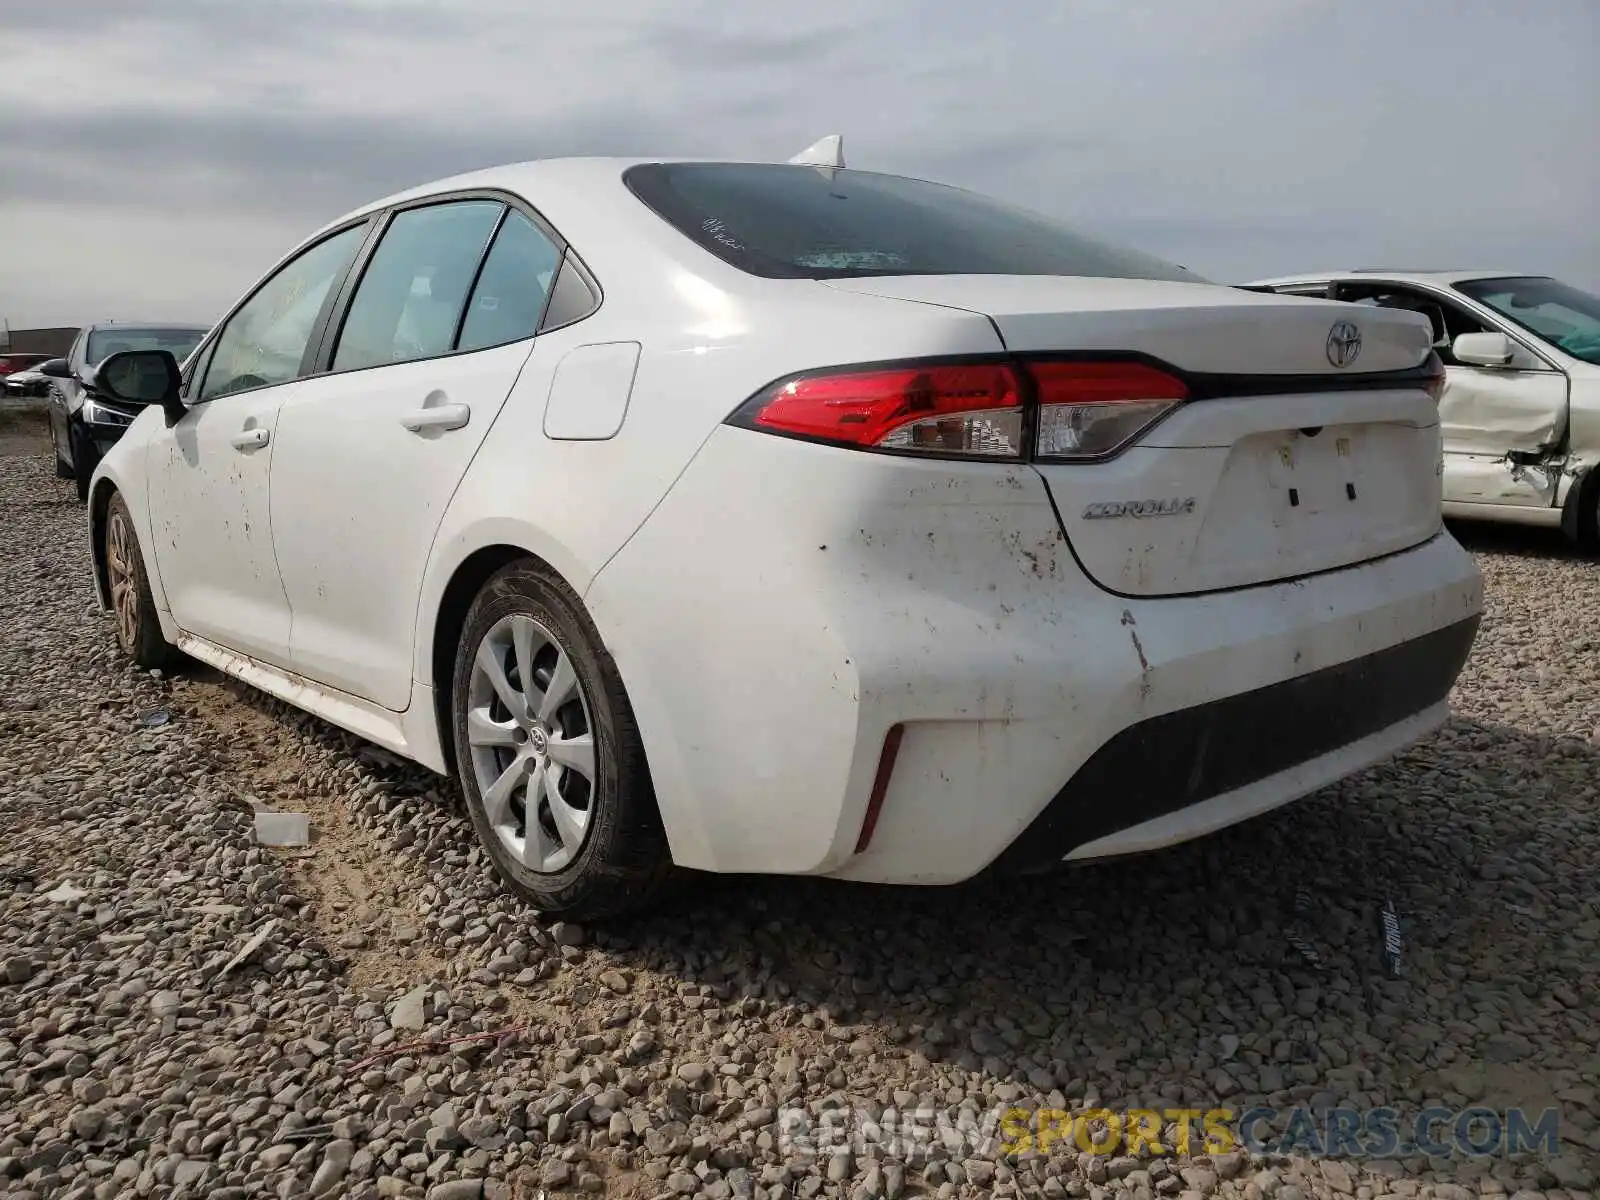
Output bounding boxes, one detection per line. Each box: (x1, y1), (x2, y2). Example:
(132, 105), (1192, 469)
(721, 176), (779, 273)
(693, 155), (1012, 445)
(624, 162), (1204, 284)
(456, 210), (563, 353)
(332, 200), (504, 373)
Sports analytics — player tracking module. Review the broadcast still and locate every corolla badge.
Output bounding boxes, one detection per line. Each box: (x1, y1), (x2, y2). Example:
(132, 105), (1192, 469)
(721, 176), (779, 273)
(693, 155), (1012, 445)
(1082, 497), (1197, 520)
(1326, 320), (1362, 368)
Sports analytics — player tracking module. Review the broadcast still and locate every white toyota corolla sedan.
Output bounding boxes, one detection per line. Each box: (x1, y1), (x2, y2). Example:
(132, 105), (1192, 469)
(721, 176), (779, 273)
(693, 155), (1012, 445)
(85, 141), (1484, 918)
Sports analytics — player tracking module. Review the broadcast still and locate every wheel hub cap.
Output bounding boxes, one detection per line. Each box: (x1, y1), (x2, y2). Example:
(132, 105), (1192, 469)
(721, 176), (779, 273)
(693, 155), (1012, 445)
(464, 613), (597, 874)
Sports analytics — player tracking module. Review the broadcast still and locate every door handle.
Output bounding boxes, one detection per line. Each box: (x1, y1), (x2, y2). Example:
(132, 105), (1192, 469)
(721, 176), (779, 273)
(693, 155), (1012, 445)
(400, 402), (471, 432)
(231, 428), (270, 450)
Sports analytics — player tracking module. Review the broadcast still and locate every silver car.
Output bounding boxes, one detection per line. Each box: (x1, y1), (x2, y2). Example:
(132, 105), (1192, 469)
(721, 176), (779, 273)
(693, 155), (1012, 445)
(1245, 270), (1600, 550)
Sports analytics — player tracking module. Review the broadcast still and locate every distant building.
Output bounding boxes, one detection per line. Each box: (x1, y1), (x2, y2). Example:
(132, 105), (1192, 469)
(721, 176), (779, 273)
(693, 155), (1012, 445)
(0, 326), (78, 356)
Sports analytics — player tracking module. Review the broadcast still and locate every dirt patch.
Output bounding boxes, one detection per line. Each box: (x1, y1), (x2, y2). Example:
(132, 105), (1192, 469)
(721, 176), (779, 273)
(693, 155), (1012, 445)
(169, 666), (450, 994)
(0, 404), (51, 458)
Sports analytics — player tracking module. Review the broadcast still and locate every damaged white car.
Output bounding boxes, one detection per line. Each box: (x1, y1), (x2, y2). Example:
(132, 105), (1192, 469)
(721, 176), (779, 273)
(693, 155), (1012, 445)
(1246, 271), (1600, 548)
(82, 143), (1484, 919)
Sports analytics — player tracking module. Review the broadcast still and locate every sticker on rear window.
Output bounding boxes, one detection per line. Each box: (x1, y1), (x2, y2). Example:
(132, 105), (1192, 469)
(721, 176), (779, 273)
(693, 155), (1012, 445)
(792, 250), (910, 270)
(701, 217), (746, 251)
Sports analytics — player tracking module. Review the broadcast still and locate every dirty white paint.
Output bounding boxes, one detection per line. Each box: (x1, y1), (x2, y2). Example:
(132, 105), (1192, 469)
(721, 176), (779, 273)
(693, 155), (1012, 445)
(173, 631), (449, 772)
(266, 340), (535, 711)
(588, 423), (1482, 883)
(1041, 393), (1443, 597)
(145, 393), (294, 668)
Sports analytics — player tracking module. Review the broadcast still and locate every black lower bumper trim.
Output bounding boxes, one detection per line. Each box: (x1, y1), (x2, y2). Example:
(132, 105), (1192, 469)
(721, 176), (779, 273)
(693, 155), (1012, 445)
(991, 615), (1480, 874)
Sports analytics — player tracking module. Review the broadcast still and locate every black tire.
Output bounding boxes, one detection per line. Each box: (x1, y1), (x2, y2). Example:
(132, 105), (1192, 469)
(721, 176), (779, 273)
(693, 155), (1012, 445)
(450, 559), (676, 920)
(71, 427), (93, 502)
(104, 493), (173, 671)
(53, 431), (73, 478)
(51, 418), (74, 478)
(1562, 469), (1600, 556)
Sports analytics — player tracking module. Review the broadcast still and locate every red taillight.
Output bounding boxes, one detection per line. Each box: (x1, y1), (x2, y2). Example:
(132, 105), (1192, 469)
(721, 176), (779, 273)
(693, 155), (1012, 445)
(730, 357), (1189, 462)
(736, 362), (1025, 458)
(1032, 361), (1188, 460)
(1422, 352), (1446, 403)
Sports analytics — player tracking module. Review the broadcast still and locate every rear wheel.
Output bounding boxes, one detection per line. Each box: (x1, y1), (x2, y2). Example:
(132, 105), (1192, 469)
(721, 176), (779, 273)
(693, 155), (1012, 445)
(450, 559), (676, 920)
(1564, 469), (1600, 556)
(104, 493), (173, 670)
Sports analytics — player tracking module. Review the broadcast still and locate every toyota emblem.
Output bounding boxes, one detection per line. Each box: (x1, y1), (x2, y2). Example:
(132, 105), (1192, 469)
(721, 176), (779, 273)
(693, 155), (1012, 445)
(1326, 321), (1362, 368)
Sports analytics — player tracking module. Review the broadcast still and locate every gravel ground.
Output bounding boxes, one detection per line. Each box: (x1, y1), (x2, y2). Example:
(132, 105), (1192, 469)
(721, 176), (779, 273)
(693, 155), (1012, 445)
(1, 415), (1597, 1200)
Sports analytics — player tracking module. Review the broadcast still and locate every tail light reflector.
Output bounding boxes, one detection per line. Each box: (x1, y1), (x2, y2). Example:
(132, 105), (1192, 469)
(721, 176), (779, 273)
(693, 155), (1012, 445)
(734, 363), (1025, 458)
(1031, 361), (1188, 460)
(854, 723), (905, 854)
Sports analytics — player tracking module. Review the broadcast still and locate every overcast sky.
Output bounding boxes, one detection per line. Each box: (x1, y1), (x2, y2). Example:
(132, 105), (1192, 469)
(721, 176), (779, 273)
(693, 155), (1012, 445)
(2, 0), (1596, 329)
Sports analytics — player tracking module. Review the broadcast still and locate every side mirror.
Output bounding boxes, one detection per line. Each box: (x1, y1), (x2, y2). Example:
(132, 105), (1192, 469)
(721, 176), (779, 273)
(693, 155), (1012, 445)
(38, 357), (72, 379)
(95, 349), (187, 427)
(1453, 331), (1515, 368)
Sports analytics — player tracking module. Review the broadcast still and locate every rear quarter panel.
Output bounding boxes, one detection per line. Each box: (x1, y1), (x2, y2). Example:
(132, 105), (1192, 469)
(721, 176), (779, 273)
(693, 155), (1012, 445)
(411, 170), (1006, 687)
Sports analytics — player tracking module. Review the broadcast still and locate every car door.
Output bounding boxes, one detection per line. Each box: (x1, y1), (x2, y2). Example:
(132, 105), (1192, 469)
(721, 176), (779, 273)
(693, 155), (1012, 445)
(268, 196), (564, 710)
(45, 328), (85, 460)
(1332, 281), (1569, 508)
(146, 220), (372, 665)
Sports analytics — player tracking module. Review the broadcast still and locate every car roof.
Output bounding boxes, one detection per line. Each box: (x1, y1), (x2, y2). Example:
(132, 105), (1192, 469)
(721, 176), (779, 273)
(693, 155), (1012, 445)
(301, 155), (914, 241)
(83, 320), (210, 331)
(1245, 268), (1543, 288)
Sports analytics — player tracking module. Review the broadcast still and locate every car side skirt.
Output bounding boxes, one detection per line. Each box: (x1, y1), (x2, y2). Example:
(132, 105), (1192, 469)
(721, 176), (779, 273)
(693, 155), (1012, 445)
(173, 632), (451, 774)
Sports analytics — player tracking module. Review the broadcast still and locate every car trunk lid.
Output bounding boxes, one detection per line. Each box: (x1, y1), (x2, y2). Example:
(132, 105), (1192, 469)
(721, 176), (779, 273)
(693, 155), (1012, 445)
(822, 275), (1444, 596)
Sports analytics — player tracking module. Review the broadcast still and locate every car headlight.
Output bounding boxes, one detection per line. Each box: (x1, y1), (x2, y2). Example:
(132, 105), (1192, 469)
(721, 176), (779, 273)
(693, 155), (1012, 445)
(81, 398), (133, 426)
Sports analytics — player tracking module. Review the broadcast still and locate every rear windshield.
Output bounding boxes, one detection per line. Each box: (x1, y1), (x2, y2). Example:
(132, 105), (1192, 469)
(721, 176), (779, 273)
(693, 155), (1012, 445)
(87, 327), (207, 365)
(623, 162), (1205, 283)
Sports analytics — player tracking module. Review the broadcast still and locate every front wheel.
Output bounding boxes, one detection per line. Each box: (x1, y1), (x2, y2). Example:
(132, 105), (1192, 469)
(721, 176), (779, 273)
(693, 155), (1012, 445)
(450, 560), (676, 920)
(104, 493), (174, 670)
(51, 417), (73, 479)
(69, 426), (95, 502)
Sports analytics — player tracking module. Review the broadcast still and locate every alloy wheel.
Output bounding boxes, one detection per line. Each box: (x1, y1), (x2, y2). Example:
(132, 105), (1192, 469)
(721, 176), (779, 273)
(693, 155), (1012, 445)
(466, 613), (597, 873)
(105, 510), (140, 653)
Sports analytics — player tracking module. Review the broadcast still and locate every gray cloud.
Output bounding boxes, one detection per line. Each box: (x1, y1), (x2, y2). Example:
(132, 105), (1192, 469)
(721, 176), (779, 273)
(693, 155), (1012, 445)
(2, 0), (1596, 326)
(643, 21), (873, 72)
(0, 102), (681, 220)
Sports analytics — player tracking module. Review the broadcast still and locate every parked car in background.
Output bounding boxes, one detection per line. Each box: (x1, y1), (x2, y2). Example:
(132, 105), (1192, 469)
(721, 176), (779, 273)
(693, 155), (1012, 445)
(1244, 270), (1600, 550)
(3, 363), (53, 398)
(0, 352), (51, 387)
(42, 322), (209, 499)
(82, 147), (1481, 919)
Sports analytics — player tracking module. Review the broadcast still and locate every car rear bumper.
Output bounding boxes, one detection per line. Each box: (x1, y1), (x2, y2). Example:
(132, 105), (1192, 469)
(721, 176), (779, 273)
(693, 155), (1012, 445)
(587, 426), (1484, 882)
(985, 614), (1476, 874)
